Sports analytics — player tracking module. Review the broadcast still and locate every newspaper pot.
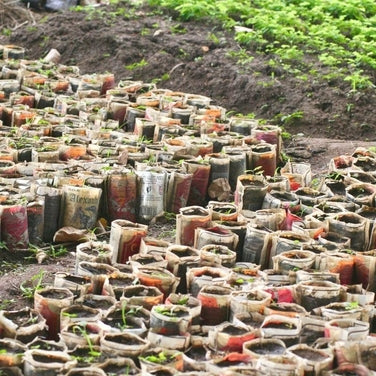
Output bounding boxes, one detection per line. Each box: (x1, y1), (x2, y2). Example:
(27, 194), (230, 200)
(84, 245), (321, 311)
(139, 347), (183, 372)
(182, 343), (212, 371)
(0, 308), (47, 344)
(320, 302), (364, 321)
(109, 219), (148, 264)
(197, 285), (232, 326)
(317, 232), (351, 251)
(327, 212), (369, 251)
(165, 171), (193, 214)
(101, 301), (148, 337)
(318, 251), (355, 285)
(186, 266), (230, 297)
(136, 169), (166, 223)
(205, 153), (230, 186)
(195, 227), (239, 254)
(182, 160), (210, 206)
(243, 338), (286, 359)
(34, 287), (74, 340)
(176, 206), (211, 246)
(60, 305), (102, 331)
(67, 345), (104, 368)
(206, 352), (253, 374)
(54, 273), (90, 297)
(241, 224), (272, 267)
(77, 261), (118, 295)
(230, 289), (272, 317)
(324, 318), (369, 341)
(165, 245), (200, 279)
(227, 263), (267, 291)
(106, 171), (137, 222)
(261, 314), (301, 347)
(36, 186), (61, 243)
(267, 175), (291, 192)
(208, 201), (238, 221)
(263, 303), (307, 319)
(256, 353), (305, 376)
(287, 343), (333, 376)
(121, 285), (164, 310)
(208, 322), (259, 352)
(75, 241), (113, 274)
(165, 245), (200, 276)
(60, 185), (102, 230)
(0, 338), (27, 367)
(129, 253), (168, 269)
(199, 244), (237, 268)
(268, 231), (311, 269)
(227, 150), (247, 191)
(98, 358), (140, 376)
(262, 190), (299, 209)
(75, 294), (116, 316)
(60, 322), (102, 350)
(165, 293), (201, 326)
(235, 174), (268, 211)
(64, 367), (107, 376)
(295, 270), (340, 284)
(100, 332), (150, 358)
(28, 337), (67, 352)
(23, 349), (77, 376)
(58, 143), (87, 161)
(252, 125), (282, 164)
(0, 200), (28, 251)
(150, 304), (192, 336)
(27, 200), (44, 245)
(272, 250), (316, 274)
(280, 161), (311, 191)
(3, 45), (25, 59)
(250, 143), (277, 177)
(133, 266), (180, 299)
(212, 220), (248, 261)
(326, 364), (372, 376)
(294, 280), (342, 312)
(345, 183), (376, 207)
(254, 208), (286, 231)
(0, 367), (24, 376)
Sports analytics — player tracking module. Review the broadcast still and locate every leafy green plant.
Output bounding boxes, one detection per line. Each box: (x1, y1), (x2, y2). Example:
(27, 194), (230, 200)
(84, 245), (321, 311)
(140, 351), (180, 365)
(0, 299), (15, 310)
(20, 270), (45, 299)
(125, 58), (148, 70)
(72, 323), (101, 361)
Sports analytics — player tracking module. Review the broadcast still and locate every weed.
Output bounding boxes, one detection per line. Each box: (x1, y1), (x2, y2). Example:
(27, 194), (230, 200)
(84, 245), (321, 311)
(20, 270), (45, 299)
(39, 35), (50, 48)
(226, 49), (254, 65)
(2, 28), (12, 37)
(207, 32), (220, 44)
(170, 23), (187, 34)
(0, 299), (15, 310)
(280, 111), (304, 125)
(151, 73), (170, 84)
(344, 70), (375, 92)
(125, 59), (148, 70)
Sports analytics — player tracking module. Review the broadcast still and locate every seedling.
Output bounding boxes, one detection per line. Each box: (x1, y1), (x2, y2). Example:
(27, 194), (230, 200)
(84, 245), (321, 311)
(20, 270), (46, 299)
(72, 323), (101, 359)
(125, 59), (148, 70)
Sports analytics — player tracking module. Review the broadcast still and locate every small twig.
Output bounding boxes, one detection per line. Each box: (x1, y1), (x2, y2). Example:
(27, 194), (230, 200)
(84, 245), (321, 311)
(169, 63), (185, 76)
(11, 19), (28, 30)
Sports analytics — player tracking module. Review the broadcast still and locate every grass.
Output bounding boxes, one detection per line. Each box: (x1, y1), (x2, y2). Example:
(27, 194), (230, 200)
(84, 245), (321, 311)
(147, 0), (376, 93)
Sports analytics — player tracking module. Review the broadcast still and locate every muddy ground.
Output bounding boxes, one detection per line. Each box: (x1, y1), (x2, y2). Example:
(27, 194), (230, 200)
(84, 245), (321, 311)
(0, 1), (376, 310)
